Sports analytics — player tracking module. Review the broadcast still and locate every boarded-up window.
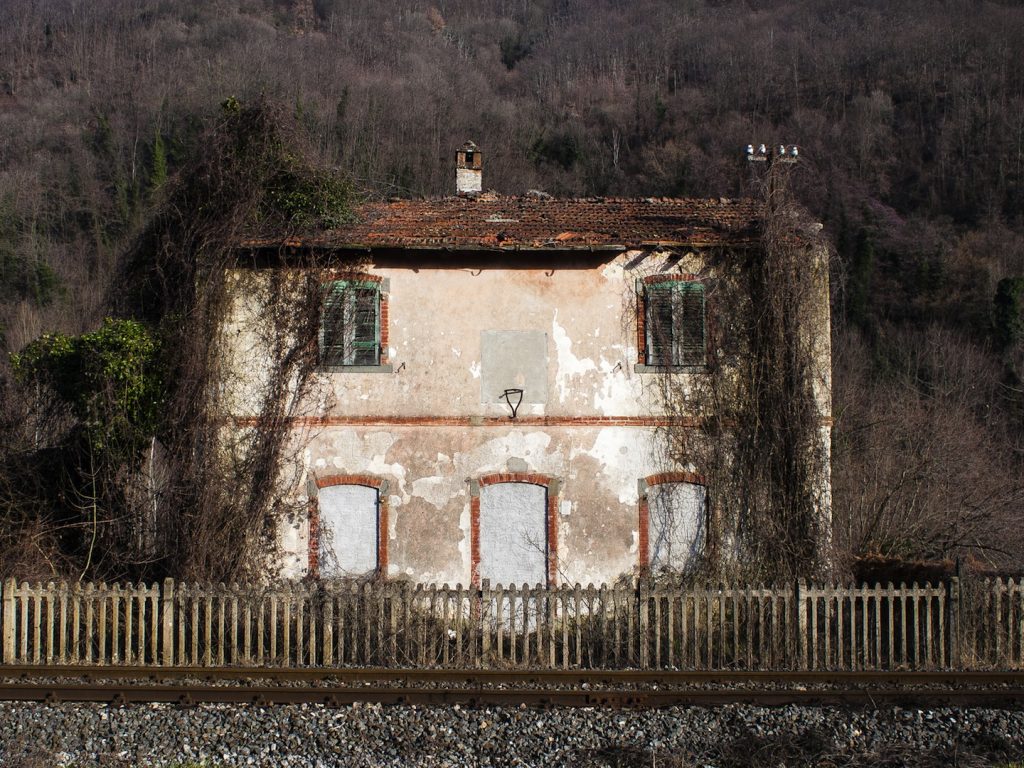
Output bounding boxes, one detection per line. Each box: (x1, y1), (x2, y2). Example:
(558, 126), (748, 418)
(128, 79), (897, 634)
(318, 484), (380, 575)
(645, 281), (705, 367)
(647, 481), (707, 571)
(321, 280), (380, 366)
(479, 482), (547, 586)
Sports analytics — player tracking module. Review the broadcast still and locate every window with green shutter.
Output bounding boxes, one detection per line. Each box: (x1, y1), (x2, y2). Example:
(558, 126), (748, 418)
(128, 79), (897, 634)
(644, 280), (705, 368)
(321, 280), (381, 367)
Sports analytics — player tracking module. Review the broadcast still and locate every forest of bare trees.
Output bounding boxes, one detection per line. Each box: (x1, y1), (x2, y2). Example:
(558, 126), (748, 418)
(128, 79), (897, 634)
(1, 0), (1022, 579)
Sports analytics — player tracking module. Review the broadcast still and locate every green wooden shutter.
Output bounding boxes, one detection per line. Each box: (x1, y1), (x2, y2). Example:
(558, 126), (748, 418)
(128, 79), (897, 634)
(321, 281), (349, 367)
(321, 280), (380, 367)
(646, 287), (675, 366)
(350, 287), (380, 365)
(676, 284), (705, 366)
(645, 281), (705, 367)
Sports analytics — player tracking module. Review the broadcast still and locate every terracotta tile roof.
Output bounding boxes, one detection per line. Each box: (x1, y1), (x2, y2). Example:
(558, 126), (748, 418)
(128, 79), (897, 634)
(246, 195), (763, 251)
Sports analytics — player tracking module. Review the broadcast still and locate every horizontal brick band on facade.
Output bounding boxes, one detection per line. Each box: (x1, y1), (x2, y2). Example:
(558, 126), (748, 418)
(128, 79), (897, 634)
(233, 415), (833, 428)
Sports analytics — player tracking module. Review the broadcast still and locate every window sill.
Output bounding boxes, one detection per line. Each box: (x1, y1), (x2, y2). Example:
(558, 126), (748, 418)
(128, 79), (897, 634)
(321, 364), (394, 374)
(634, 363), (708, 374)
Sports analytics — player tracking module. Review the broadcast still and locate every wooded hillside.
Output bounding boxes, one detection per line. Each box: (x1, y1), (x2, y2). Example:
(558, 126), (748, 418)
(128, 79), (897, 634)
(1, 0), (1022, 578)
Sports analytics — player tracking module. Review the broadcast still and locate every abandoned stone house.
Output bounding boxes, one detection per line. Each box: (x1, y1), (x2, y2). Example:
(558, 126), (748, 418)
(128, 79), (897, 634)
(225, 144), (832, 586)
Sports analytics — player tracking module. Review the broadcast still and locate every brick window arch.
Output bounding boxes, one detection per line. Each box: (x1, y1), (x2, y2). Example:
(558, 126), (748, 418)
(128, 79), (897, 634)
(638, 471), (708, 571)
(310, 474), (389, 577)
(470, 473), (559, 587)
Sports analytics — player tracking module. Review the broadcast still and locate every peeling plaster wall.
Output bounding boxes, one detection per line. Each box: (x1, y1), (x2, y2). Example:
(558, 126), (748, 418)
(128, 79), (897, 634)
(226, 246), (833, 585)
(285, 424), (659, 586)
(326, 254), (652, 419)
(224, 250), (711, 420)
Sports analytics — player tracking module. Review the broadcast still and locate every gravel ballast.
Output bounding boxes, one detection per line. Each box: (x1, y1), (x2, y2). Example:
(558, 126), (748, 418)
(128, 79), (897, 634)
(1, 701), (1023, 767)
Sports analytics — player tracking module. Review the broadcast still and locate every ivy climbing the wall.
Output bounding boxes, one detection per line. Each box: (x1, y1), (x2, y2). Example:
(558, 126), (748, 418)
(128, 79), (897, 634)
(652, 161), (833, 583)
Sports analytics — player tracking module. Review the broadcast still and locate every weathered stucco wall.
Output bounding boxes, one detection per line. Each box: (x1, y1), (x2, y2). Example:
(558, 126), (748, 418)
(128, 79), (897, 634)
(278, 423), (670, 585)
(223, 245), (832, 585)
(223, 249), (714, 419)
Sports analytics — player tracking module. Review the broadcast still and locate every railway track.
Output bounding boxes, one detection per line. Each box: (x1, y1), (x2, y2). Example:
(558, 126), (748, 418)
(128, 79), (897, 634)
(1, 667), (1023, 708)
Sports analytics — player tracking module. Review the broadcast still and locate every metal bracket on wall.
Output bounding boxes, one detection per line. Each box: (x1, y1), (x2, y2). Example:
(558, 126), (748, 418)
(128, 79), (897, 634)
(501, 388), (524, 420)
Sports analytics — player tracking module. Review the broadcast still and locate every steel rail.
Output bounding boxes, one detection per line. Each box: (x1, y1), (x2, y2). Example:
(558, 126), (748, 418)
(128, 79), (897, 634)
(0, 667), (1023, 709)
(0, 682), (1023, 709)
(3, 666), (1024, 686)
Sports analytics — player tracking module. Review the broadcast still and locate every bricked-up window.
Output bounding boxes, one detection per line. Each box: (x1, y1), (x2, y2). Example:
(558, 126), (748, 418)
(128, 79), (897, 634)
(645, 281), (705, 367)
(479, 482), (548, 587)
(318, 484), (380, 575)
(321, 280), (380, 366)
(647, 481), (707, 570)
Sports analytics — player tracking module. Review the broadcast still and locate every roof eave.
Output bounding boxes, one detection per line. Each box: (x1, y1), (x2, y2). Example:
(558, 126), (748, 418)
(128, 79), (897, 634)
(239, 239), (756, 252)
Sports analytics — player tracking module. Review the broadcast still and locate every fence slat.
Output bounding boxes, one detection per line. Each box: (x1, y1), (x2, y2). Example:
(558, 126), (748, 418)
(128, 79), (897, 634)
(46, 583), (56, 665)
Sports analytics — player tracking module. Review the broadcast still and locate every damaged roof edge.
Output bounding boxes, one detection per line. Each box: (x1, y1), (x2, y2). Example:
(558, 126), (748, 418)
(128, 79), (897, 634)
(235, 195), (765, 253)
(237, 240), (757, 252)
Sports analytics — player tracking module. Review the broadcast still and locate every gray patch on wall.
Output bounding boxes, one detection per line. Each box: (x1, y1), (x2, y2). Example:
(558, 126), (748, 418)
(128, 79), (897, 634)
(481, 330), (548, 404)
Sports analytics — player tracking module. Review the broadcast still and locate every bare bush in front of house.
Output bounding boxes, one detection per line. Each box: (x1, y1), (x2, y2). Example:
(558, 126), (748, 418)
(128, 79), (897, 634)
(831, 325), (1024, 570)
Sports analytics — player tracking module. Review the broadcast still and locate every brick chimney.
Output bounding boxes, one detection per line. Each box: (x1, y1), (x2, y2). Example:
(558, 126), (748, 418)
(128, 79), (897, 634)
(456, 141), (482, 196)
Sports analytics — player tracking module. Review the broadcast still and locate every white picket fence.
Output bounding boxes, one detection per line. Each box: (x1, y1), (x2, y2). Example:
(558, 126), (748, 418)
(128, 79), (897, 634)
(1, 577), (1021, 669)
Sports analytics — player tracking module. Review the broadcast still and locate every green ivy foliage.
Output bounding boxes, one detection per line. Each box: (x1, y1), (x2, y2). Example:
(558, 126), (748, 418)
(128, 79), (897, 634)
(11, 318), (165, 453)
(211, 96), (355, 232)
(264, 167), (353, 229)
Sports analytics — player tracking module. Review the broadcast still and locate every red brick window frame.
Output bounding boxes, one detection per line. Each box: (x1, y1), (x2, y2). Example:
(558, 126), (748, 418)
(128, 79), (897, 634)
(635, 273), (709, 371)
(470, 473), (560, 588)
(319, 272), (391, 370)
(637, 471), (706, 570)
(309, 474), (389, 577)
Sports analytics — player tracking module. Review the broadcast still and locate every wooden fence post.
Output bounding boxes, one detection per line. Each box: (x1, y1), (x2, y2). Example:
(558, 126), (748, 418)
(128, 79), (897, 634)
(639, 578), (650, 670)
(948, 576), (961, 669)
(480, 579), (491, 667)
(161, 578), (175, 666)
(2, 578), (16, 663)
(795, 579), (807, 670)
